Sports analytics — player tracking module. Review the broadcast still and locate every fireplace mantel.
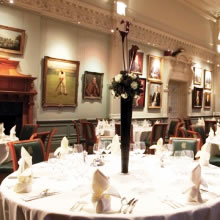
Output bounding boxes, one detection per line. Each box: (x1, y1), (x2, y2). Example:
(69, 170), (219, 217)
(0, 58), (37, 124)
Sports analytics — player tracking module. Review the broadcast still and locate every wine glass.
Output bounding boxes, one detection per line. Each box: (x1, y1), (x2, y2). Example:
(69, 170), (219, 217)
(103, 141), (112, 154)
(181, 150), (194, 161)
(74, 144), (83, 153)
(135, 141), (146, 154)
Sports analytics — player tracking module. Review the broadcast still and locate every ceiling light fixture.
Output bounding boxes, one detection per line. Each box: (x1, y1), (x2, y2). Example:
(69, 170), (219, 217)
(9, 0), (13, 3)
(116, 1), (127, 16)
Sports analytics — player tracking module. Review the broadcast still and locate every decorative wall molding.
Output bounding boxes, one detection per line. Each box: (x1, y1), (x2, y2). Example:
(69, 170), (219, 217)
(7, 0), (216, 62)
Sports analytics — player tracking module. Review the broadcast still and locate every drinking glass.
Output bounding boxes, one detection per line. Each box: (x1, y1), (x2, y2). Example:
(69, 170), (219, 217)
(135, 141), (146, 154)
(74, 144), (84, 153)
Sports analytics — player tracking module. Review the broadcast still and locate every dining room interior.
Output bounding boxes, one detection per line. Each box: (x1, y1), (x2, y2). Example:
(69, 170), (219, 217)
(1, 0), (220, 219)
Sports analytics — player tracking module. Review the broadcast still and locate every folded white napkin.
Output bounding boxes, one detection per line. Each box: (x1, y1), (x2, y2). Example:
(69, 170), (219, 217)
(185, 164), (207, 203)
(0, 123), (5, 138)
(107, 134), (121, 155)
(208, 128), (215, 139)
(197, 118), (205, 126)
(10, 125), (17, 139)
(216, 125), (220, 137)
(149, 138), (166, 154)
(54, 136), (71, 157)
(92, 169), (120, 213)
(155, 120), (160, 124)
(14, 147), (32, 193)
(195, 143), (211, 166)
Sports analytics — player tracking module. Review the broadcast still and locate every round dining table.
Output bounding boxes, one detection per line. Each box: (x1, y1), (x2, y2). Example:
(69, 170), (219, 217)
(1, 153), (220, 220)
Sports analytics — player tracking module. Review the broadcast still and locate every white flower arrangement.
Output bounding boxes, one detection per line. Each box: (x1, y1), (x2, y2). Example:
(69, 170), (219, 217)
(110, 71), (143, 100)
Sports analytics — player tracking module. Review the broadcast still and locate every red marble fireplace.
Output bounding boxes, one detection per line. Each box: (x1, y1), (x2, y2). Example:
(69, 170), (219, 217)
(0, 58), (37, 134)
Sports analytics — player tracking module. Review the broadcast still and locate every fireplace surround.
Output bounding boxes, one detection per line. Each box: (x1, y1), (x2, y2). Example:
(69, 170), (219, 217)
(0, 58), (37, 135)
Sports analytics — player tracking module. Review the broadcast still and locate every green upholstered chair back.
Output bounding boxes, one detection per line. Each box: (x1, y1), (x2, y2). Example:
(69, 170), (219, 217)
(168, 120), (178, 137)
(191, 125), (206, 145)
(8, 139), (45, 171)
(19, 124), (38, 140)
(170, 138), (199, 157)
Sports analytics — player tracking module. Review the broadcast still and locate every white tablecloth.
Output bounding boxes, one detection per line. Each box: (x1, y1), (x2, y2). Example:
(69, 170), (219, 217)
(1, 155), (220, 220)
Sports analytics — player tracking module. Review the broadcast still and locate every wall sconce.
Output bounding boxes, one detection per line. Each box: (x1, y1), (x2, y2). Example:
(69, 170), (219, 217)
(116, 1), (127, 16)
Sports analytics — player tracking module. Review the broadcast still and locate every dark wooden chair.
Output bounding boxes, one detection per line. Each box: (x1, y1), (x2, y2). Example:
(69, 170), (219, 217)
(204, 120), (217, 137)
(72, 120), (86, 145)
(80, 121), (97, 154)
(183, 117), (192, 130)
(19, 124), (38, 140)
(8, 139), (46, 171)
(146, 123), (168, 154)
(30, 128), (57, 160)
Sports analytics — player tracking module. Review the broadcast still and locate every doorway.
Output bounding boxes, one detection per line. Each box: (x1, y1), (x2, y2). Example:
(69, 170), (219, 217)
(168, 80), (188, 120)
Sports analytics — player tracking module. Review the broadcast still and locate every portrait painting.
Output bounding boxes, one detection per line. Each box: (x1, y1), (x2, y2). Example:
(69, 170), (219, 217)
(193, 67), (202, 85)
(83, 71), (104, 100)
(147, 55), (162, 82)
(204, 92), (211, 109)
(192, 87), (203, 108)
(0, 25), (25, 55)
(148, 82), (162, 108)
(43, 56), (80, 107)
(133, 78), (146, 109)
(129, 51), (144, 75)
(204, 70), (212, 90)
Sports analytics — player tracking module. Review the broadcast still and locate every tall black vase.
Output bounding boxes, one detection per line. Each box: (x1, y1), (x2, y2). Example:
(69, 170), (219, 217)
(120, 97), (133, 174)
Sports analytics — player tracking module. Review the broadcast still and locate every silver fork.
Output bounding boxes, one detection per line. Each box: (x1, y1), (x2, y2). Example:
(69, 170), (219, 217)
(129, 199), (138, 214)
(163, 199), (184, 209)
(123, 198), (135, 214)
(70, 201), (87, 211)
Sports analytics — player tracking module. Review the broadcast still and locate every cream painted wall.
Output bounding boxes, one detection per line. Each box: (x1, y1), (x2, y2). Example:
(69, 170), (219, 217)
(0, 4), (216, 121)
(128, 0), (214, 49)
(0, 5), (110, 121)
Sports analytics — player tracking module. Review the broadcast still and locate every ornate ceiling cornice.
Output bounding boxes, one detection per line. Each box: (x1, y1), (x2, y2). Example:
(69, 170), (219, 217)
(7, 0), (216, 62)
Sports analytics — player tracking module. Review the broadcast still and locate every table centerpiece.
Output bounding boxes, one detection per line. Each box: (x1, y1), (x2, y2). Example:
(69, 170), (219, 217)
(109, 20), (143, 173)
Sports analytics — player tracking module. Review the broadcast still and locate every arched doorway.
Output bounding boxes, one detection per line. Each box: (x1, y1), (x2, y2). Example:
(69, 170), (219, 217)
(168, 80), (188, 119)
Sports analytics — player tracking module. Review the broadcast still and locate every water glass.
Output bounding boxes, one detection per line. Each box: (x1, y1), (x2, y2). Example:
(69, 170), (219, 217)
(74, 144), (84, 153)
(135, 141), (146, 154)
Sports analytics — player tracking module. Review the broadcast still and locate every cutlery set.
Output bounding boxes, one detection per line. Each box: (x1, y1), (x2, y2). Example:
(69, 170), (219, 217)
(162, 199), (184, 209)
(70, 197), (138, 214)
(22, 189), (59, 202)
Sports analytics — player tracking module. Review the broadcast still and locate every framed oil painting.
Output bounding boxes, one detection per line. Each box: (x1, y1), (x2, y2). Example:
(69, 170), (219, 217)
(133, 78), (146, 109)
(43, 56), (80, 107)
(0, 25), (25, 55)
(204, 92), (211, 109)
(148, 82), (162, 108)
(83, 71), (104, 100)
(147, 55), (162, 82)
(204, 70), (212, 90)
(192, 87), (203, 108)
(129, 51), (144, 75)
(193, 67), (202, 85)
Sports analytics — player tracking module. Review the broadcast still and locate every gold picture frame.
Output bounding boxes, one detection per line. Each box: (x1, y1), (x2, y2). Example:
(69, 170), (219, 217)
(83, 71), (104, 100)
(193, 67), (202, 85)
(148, 82), (162, 108)
(43, 56), (80, 107)
(147, 55), (162, 82)
(0, 25), (25, 55)
(204, 92), (211, 109)
(204, 70), (212, 90)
